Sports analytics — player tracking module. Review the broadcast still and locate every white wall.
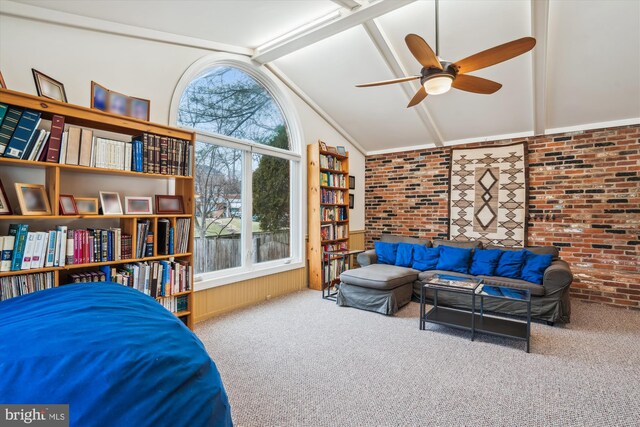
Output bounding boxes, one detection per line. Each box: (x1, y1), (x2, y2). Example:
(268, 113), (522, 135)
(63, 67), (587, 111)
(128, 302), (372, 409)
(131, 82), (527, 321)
(0, 11), (366, 231)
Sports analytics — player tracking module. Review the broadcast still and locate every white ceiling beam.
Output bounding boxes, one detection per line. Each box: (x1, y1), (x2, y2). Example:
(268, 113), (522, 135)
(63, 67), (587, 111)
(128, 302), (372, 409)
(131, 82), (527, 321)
(330, 0), (362, 10)
(362, 20), (444, 146)
(531, 0), (549, 136)
(252, 0), (416, 64)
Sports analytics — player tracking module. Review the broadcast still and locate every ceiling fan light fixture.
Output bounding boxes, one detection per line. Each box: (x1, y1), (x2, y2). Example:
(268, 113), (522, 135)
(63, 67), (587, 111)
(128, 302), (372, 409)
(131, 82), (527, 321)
(424, 75), (453, 95)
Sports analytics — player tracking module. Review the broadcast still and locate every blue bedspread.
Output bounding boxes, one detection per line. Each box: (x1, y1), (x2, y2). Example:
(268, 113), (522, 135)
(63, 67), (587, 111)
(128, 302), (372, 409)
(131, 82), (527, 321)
(0, 283), (232, 427)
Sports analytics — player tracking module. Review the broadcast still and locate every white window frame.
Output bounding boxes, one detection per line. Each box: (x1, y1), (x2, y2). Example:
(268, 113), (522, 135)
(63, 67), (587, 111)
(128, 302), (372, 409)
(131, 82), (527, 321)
(169, 54), (305, 291)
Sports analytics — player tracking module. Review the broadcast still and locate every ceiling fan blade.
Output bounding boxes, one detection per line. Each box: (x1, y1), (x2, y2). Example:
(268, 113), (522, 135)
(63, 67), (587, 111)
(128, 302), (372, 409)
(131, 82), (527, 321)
(405, 34), (442, 70)
(453, 37), (536, 74)
(356, 76), (420, 88)
(407, 86), (427, 108)
(452, 74), (502, 94)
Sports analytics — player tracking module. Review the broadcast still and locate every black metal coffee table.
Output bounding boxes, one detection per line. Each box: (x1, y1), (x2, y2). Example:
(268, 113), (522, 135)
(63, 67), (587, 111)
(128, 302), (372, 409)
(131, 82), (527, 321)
(420, 274), (532, 352)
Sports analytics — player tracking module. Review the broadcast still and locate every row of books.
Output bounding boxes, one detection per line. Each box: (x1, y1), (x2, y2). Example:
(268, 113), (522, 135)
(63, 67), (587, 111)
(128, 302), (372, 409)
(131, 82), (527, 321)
(322, 257), (346, 287)
(0, 104), (192, 176)
(100, 260), (191, 298)
(66, 228), (132, 265)
(66, 270), (107, 284)
(319, 154), (344, 171)
(135, 220), (153, 258)
(321, 188), (345, 204)
(320, 224), (348, 241)
(322, 242), (348, 254)
(320, 172), (346, 188)
(320, 206), (348, 221)
(157, 218), (191, 255)
(159, 294), (189, 313)
(0, 271), (54, 301)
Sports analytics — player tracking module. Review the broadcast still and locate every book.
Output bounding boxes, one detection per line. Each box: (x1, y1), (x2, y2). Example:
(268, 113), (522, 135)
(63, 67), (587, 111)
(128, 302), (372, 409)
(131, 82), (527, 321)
(45, 230), (57, 267)
(0, 106), (22, 156)
(78, 128), (93, 167)
(57, 225), (68, 267)
(8, 224), (29, 271)
(145, 231), (154, 257)
(37, 231), (49, 269)
(27, 129), (48, 161)
(20, 125), (42, 160)
(65, 126), (81, 165)
(30, 232), (46, 269)
(4, 109), (40, 158)
(46, 115), (65, 162)
(21, 232), (37, 270)
(0, 103), (7, 128)
(0, 236), (15, 272)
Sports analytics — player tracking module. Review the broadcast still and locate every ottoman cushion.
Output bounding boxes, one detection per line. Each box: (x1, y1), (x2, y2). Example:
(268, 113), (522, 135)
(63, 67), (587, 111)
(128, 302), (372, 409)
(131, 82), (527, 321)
(340, 264), (418, 290)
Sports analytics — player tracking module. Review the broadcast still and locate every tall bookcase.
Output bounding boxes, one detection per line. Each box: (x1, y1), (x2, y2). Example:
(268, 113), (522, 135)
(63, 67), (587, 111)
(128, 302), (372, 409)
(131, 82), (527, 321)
(0, 89), (196, 330)
(307, 141), (349, 291)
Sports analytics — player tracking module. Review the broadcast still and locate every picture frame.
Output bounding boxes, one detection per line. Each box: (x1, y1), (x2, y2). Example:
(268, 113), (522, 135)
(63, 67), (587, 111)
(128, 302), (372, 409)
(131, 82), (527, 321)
(75, 197), (99, 215)
(15, 183), (52, 216)
(128, 97), (150, 121)
(91, 81), (109, 111)
(155, 195), (184, 214)
(319, 141), (327, 151)
(349, 175), (355, 190)
(59, 194), (78, 215)
(99, 191), (123, 215)
(349, 194), (354, 210)
(337, 146), (346, 156)
(327, 146), (338, 154)
(0, 71), (6, 89)
(0, 179), (12, 215)
(125, 196), (153, 215)
(32, 69), (67, 102)
(107, 90), (128, 116)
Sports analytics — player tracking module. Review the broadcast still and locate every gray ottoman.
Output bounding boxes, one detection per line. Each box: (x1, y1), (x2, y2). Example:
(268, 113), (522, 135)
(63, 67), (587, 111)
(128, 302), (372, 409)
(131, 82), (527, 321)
(336, 264), (418, 315)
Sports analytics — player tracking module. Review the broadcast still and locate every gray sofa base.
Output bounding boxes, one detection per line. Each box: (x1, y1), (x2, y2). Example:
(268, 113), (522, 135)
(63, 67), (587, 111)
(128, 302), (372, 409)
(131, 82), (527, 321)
(337, 282), (412, 315)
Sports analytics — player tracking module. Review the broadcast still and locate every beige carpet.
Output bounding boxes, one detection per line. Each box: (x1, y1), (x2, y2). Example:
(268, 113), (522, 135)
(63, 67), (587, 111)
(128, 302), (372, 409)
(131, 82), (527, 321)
(196, 290), (640, 426)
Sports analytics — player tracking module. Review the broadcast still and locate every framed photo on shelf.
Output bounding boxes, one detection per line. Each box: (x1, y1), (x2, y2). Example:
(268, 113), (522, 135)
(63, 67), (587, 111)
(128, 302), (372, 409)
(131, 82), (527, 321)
(327, 146), (338, 154)
(75, 197), (99, 215)
(91, 81), (109, 111)
(319, 141), (327, 151)
(125, 196), (153, 215)
(337, 146), (346, 156)
(155, 195), (184, 214)
(32, 69), (67, 102)
(349, 175), (355, 190)
(59, 194), (78, 215)
(107, 91), (128, 116)
(129, 97), (150, 121)
(15, 183), (51, 216)
(0, 179), (12, 215)
(99, 191), (123, 215)
(349, 194), (354, 209)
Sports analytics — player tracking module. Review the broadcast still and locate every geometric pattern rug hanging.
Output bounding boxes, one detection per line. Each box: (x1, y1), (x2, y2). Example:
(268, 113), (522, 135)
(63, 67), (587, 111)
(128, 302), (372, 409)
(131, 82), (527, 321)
(448, 142), (528, 247)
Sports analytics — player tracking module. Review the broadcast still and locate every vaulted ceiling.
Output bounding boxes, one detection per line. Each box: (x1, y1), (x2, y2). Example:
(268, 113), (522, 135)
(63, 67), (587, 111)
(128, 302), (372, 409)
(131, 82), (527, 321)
(11, 0), (640, 154)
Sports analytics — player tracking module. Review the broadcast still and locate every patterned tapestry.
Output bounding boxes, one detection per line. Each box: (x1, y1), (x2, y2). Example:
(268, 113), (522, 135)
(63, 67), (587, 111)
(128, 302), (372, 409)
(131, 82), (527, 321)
(448, 142), (527, 247)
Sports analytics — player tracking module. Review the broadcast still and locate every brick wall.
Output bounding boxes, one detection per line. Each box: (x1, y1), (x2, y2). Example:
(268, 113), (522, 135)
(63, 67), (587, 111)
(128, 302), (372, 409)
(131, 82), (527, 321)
(365, 125), (640, 309)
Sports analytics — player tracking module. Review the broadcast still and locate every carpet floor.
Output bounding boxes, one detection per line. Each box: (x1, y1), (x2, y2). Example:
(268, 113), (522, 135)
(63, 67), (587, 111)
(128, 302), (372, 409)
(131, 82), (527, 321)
(196, 290), (640, 426)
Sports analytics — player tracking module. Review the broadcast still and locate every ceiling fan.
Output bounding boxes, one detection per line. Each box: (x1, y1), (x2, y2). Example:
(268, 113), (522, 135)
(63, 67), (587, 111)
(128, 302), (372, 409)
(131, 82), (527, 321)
(356, 0), (536, 108)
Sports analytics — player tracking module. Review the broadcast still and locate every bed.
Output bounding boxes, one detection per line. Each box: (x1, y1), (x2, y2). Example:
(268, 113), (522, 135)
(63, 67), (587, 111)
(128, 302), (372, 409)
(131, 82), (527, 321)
(0, 283), (232, 427)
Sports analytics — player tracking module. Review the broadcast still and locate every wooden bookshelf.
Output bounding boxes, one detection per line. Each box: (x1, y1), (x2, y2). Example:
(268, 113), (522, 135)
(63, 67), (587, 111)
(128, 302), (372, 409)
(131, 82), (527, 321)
(0, 89), (196, 330)
(307, 141), (349, 291)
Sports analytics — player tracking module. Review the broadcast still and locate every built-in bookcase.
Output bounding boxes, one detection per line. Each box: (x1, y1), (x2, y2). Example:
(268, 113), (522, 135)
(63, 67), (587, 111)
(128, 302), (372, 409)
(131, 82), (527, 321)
(0, 89), (196, 330)
(307, 141), (349, 291)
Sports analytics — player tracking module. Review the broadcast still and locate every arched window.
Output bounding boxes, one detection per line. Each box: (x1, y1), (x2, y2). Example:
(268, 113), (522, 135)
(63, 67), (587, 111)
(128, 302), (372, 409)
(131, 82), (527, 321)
(171, 57), (303, 288)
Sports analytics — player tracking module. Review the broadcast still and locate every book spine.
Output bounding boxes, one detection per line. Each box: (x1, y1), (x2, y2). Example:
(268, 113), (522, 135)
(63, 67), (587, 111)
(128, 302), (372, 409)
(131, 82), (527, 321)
(160, 136), (168, 175)
(20, 232), (36, 270)
(45, 114), (66, 162)
(9, 224), (29, 271)
(31, 232), (45, 269)
(20, 122), (42, 160)
(0, 107), (23, 156)
(57, 226), (68, 267)
(4, 110), (40, 159)
(45, 230), (57, 267)
(0, 235), (14, 272)
(66, 231), (75, 265)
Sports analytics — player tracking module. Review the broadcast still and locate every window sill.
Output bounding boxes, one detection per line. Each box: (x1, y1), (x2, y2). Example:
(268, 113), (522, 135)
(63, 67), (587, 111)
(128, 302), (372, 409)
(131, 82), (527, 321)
(194, 260), (305, 291)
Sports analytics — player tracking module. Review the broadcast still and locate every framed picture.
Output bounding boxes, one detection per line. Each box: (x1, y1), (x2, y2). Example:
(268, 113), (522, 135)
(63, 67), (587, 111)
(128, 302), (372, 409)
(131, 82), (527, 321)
(91, 81), (109, 111)
(319, 141), (327, 151)
(59, 194), (78, 215)
(15, 183), (51, 216)
(327, 146), (338, 154)
(75, 197), (99, 215)
(129, 97), (150, 121)
(349, 175), (355, 190)
(349, 194), (354, 209)
(32, 69), (67, 102)
(155, 195), (184, 214)
(107, 91), (128, 116)
(99, 191), (123, 215)
(0, 71), (6, 89)
(0, 179), (12, 215)
(337, 146), (346, 156)
(125, 196), (153, 215)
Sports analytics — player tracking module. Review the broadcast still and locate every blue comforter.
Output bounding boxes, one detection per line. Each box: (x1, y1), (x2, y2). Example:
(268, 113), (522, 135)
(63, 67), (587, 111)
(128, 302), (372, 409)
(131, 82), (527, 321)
(0, 283), (232, 426)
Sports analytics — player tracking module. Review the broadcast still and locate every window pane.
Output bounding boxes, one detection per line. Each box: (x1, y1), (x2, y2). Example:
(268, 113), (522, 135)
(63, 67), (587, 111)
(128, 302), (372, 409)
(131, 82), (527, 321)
(177, 66), (290, 149)
(252, 150), (290, 263)
(193, 142), (242, 274)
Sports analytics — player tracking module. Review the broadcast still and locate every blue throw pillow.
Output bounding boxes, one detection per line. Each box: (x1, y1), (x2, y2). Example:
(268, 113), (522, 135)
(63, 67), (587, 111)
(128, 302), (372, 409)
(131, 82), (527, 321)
(435, 246), (472, 274)
(520, 249), (553, 284)
(395, 243), (419, 267)
(469, 249), (504, 276)
(494, 250), (526, 279)
(412, 246), (440, 271)
(374, 241), (399, 265)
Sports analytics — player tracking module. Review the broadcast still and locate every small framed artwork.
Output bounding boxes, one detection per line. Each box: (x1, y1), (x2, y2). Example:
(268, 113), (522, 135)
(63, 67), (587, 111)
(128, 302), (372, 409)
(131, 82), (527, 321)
(337, 146), (346, 156)
(349, 175), (355, 190)
(349, 194), (354, 209)
(327, 146), (338, 154)
(75, 197), (99, 215)
(0, 179), (12, 215)
(91, 81), (109, 111)
(107, 91), (128, 116)
(59, 194), (78, 215)
(319, 141), (327, 151)
(0, 71), (6, 89)
(15, 183), (52, 216)
(32, 69), (67, 102)
(125, 196), (153, 215)
(129, 97), (150, 121)
(155, 195), (184, 214)
(99, 191), (123, 215)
